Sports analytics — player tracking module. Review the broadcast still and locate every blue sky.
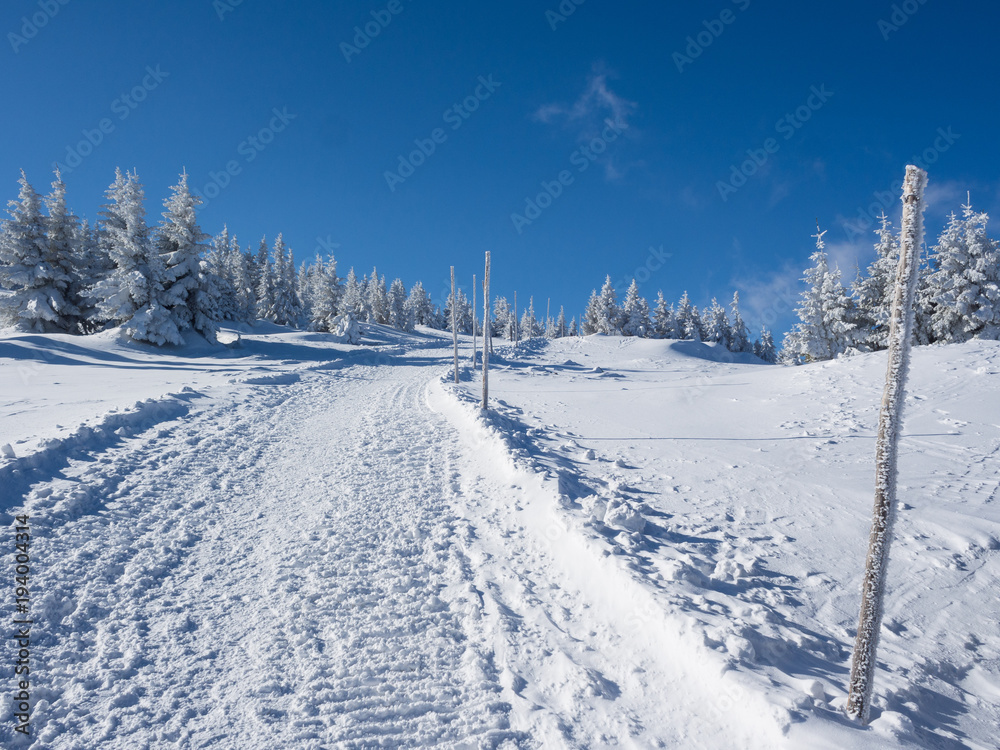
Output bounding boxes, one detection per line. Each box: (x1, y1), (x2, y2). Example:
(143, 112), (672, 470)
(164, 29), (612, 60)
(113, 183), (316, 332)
(2, 0), (997, 336)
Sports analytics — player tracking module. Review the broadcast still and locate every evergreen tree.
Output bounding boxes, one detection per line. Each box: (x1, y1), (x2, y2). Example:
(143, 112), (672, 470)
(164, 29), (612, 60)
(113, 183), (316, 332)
(704, 297), (730, 346)
(270, 234), (297, 326)
(341, 268), (364, 318)
(853, 214), (900, 351)
(74, 218), (109, 331)
(686, 305), (703, 342)
(255, 242), (276, 322)
(207, 228), (237, 322)
(568, 317), (578, 337)
(0, 171), (71, 331)
(675, 292), (695, 340)
(652, 291), (676, 339)
(596, 275), (621, 334)
(228, 237), (255, 322)
(157, 171), (213, 337)
(520, 296), (541, 338)
(783, 227), (859, 363)
(493, 296), (514, 339)
(756, 327), (777, 363)
(581, 289), (601, 335)
(405, 280), (433, 326)
(553, 306), (567, 338)
(923, 199), (1000, 342)
(42, 169), (83, 332)
(729, 291), (751, 353)
(92, 170), (179, 345)
(621, 280), (650, 337)
(366, 268), (390, 325)
(388, 278), (412, 331)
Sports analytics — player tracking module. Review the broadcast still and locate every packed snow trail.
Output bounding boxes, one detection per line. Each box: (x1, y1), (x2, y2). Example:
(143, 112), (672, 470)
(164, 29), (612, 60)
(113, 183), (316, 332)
(6, 350), (522, 748)
(5, 341), (792, 748)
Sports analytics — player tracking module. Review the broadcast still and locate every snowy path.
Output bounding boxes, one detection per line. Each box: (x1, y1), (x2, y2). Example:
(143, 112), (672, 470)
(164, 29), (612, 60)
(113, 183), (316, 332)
(9, 350), (521, 748)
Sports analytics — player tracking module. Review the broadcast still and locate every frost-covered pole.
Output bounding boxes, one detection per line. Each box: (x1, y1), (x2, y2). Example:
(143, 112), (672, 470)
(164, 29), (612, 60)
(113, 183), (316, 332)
(451, 266), (459, 384)
(846, 165), (927, 724)
(513, 291), (518, 343)
(482, 252), (491, 410)
(472, 273), (477, 369)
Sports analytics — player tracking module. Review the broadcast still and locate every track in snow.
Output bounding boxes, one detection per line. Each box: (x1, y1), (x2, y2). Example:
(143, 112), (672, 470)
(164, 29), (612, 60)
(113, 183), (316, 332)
(6, 350), (520, 748)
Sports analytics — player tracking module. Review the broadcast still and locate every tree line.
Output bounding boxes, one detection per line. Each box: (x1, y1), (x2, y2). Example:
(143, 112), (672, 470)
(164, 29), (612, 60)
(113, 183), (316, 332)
(783, 201), (1000, 364)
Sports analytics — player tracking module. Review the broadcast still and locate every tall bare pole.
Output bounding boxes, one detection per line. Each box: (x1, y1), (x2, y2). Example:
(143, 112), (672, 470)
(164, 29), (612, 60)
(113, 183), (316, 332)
(471, 273), (477, 369)
(846, 165), (927, 724)
(482, 252), (491, 410)
(451, 266), (459, 384)
(513, 291), (518, 343)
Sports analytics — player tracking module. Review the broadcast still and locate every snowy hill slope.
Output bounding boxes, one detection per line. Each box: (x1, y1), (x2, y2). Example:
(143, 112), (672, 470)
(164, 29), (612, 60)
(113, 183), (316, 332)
(445, 335), (1000, 749)
(1, 326), (998, 748)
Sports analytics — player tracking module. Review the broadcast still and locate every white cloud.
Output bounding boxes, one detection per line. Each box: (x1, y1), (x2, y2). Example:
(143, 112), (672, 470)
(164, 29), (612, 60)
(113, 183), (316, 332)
(533, 66), (637, 137)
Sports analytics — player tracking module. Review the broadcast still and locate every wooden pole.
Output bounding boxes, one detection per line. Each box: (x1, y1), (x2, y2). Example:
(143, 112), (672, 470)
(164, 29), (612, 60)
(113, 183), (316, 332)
(482, 252), (491, 410)
(846, 165), (927, 724)
(513, 291), (518, 343)
(451, 266), (459, 384)
(472, 273), (477, 369)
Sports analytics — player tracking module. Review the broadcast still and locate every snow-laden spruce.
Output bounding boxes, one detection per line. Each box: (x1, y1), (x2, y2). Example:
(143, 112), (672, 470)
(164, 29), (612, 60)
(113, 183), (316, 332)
(0, 171), (74, 332)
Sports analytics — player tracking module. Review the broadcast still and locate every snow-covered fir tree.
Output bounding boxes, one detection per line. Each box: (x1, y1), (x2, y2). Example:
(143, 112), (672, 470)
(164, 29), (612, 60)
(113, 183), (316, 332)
(652, 291), (676, 339)
(0, 171), (71, 331)
(755, 327), (777, 363)
(42, 169), (83, 332)
(388, 278), (412, 331)
(270, 235), (300, 326)
(520, 296), (541, 338)
(782, 227), (859, 363)
(704, 297), (730, 346)
(921, 198), (1000, 343)
(729, 292), (751, 353)
(73, 218), (109, 332)
(621, 280), (650, 337)
(255, 241), (276, 322)
(92, 170), (180, 345)
(553, 306), (568, 338)
(852, 214), (900, 351)
(675, 292), (696, 340)
(404, 280), (433, 327)
(596, 276), (621, 334)
(157, 171), (215, 337)
(568, 316), (578, 337)
(227, 236), (256, 322)
(581, 289), (601, 335)
(493, 296), (515, 339)
(365, 268), (389, 325)
(340, 268), (364, 319)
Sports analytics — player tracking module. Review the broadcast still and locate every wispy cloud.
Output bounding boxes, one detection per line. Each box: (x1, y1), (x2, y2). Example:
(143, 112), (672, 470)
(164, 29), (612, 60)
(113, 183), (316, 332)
(533, 65), (637, 136)
(730, 262), (802, 334)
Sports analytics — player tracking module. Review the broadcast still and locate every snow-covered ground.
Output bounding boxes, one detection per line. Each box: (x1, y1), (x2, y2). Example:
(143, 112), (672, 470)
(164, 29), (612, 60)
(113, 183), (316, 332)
(1, 325), (998, 748)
